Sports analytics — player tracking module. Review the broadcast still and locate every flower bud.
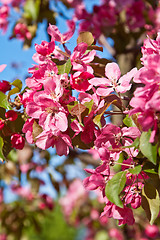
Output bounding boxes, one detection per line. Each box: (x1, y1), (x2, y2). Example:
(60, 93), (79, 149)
(5, 110), (18, 121)
(11, 133), (25, 150)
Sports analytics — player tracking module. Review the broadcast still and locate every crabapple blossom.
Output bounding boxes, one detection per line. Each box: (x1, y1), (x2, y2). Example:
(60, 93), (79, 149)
(144, 225), (159, 239)
(70, 71), (94, 92)
(13, 22), (31, 40)
(101, 199), (135, 225)
(0, 80), (11, 93)
(1, 17), (159, 229)
(0, 5), (9, 33)
(70, 42), (96, 73)
(89, 62), (137, 96)
(0, 64), (6, 72)
(11, 133), (25, 150)
(5, 110), (18, 121)
(129, 32), (160, 142)
(48, 20), (75, 44)
(35, 40), (55, 56)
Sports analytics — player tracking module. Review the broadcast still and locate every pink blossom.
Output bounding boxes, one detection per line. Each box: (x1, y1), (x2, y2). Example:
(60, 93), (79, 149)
(89, 62), (137, 96)
(145, 224), (159, 239)
(14, 23), (31, 40)
(22, 118), (34, 144)
(35, 129), (72, 156)
(77, 3), (117, 38)
(0, 188), (3, 203)
(0, 5), (9, 33)
(59, 89), (76, 105)
(101, 200), (135, 225)
(70, 119), (83, 138)
(129, 83), (159, 142)
(83, 167), (107, 191)
(70, 71), (93, 92)
(81, 118), (96, 144)
(26, 91), (68, 132)
(26, 60), (58, 90)
(70, 42), (96, 72)
(126, 0), (145, 30)
(0, 80), (11, 93)
(124, 183), (143, 209)
(0, 64), (7, 72)
(11, 133), (25, 150)
(48, 20), (75, 44)
(21, 89), (36, 108)
(35, 40), (55, 56)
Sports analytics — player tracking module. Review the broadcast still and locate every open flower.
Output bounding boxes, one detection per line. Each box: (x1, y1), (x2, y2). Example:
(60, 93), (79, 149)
(89, 62), (137, 96)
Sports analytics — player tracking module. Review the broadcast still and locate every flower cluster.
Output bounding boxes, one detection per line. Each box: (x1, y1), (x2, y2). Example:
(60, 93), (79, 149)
(129, 33), (160, 142)
(70, 0), (160, 38)
(1, 18), (160, 227)
(19, 20), (152, 226)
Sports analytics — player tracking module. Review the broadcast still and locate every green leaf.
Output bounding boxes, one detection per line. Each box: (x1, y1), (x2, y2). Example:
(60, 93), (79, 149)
(0, 136), (5, 162)
(8, 87), (20, 99)
(93, 114), (102, 129)
(113, 152), (123, 172)
(128, 165), (142, 175)
(158, 163), (160, 176)
(84, 99), (94, 114)
(93, 101), (114, 129)
(139, 130), (157, 165)
(0, 92), (12, 110)
(121, 137), (139, 149)
(123, 114), (136, 127)
(11, 79), (22, 90)
(141, 182), (160, 224)
(105, 171), (127, 208)
(57, 59), (71, 75)
(24, 0), (40, 21)
(158, 147), (160, 157)
(144, 169), (158, 174)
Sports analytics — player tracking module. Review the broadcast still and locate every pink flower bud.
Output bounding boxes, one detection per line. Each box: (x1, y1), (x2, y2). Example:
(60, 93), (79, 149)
(11, 133), (25, 150)
(0, 80), (11, 93)
(5, 110), (18, 121)
(14, 23), (31, 40)
(145, 224), (159, 238)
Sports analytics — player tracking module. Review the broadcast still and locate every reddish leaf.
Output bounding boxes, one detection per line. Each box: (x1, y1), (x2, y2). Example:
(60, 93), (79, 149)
(70, 103), (87, 122)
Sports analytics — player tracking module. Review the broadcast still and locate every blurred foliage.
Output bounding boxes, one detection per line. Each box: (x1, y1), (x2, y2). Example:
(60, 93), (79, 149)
(25, 204), (78, 240)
